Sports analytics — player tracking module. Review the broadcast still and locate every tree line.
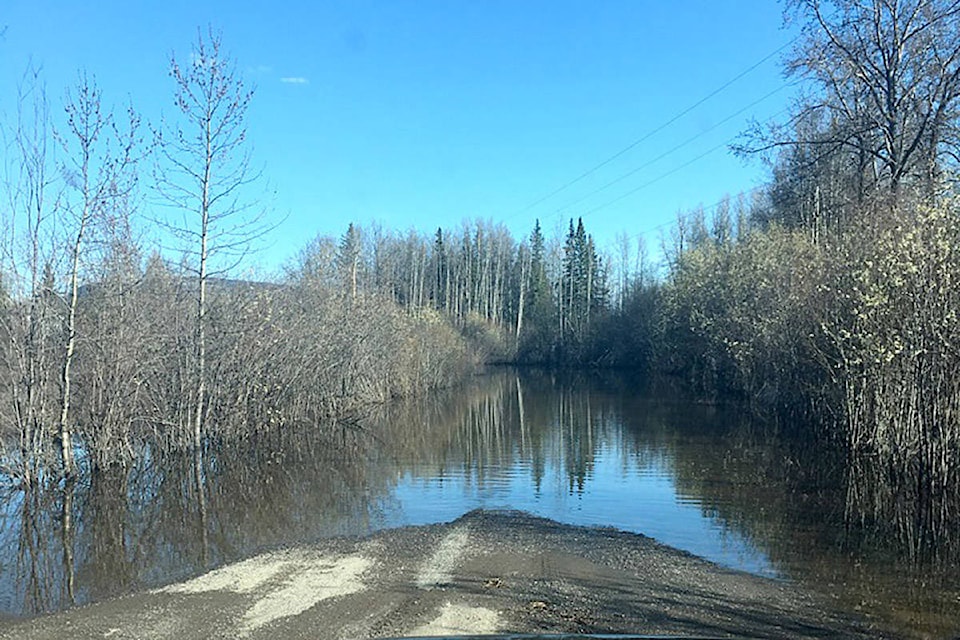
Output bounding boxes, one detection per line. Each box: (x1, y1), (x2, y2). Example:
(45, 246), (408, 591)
(304, 215), (615, 364)
(326, 0), (960, 491)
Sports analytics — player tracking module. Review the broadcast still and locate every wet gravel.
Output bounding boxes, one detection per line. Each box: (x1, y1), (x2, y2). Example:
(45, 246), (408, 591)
(0, 510), (885, 640)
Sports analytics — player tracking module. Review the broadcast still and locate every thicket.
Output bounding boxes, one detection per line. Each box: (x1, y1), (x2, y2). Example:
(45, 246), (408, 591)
(0, 235), (474, 478)
(0, 33), (475, 485)
(653, 0), (960, 485)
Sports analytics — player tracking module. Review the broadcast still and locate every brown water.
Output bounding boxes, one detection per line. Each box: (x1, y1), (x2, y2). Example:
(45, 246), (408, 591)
(0, 369), (958, 637)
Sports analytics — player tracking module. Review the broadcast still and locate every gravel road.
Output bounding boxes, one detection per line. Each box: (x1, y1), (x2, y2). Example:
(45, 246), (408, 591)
(0, 510), (884, 639)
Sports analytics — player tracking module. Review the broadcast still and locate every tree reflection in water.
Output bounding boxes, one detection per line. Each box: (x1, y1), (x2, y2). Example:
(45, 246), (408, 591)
(0, 370), (957, 636)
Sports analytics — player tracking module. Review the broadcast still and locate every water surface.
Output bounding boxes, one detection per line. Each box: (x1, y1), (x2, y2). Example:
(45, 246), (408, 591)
(0, 370), (957, 637)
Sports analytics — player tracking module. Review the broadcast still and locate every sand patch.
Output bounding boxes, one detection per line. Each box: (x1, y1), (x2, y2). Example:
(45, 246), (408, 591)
(416, 526), (469, 589)
(162, 553), (294, 595)
(161, 550), (373, 634)
(240, 554), (372, 633)
(408, 602), (500, 636)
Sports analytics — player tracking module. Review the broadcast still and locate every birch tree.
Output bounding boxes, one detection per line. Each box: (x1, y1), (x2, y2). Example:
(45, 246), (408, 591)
(1, 67), (58, 486)
(56, 74), (140, 477)
(156, 28), (261, 449)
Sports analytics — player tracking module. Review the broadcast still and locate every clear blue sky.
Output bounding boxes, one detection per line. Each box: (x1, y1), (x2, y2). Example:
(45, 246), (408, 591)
(2, 1), (798, 271)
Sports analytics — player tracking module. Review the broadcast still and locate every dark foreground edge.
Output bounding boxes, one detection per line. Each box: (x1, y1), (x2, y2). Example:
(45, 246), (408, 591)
(385, 636), (724, 640)
(385, 633), (729, 640)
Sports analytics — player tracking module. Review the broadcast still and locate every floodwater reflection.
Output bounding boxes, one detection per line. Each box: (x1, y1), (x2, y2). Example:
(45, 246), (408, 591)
(0, 369), (957, 637)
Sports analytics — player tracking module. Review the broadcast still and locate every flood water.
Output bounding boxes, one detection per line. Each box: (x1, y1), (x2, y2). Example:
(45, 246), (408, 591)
(1, 369), (958, 637)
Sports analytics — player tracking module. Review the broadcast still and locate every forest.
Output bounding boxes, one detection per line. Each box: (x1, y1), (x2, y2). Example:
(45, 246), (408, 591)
(2, 0), (960, 502)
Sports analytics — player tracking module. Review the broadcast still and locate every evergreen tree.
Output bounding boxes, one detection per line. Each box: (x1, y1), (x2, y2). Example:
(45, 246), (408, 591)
(517, 219), (557, 361)
(561, 218), (591, 344)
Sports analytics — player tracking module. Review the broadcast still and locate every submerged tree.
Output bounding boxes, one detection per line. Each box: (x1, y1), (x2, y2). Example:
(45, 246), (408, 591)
(155, 28), (261, 450)
(56, 74), (140, 477)
(1, 66), (59, 486)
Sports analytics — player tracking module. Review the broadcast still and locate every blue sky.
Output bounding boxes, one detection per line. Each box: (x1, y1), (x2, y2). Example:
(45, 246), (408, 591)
(2, 1), (798, 271)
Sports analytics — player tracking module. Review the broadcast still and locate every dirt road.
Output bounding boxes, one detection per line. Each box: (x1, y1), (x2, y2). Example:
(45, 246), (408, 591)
(0, 510), (882, 639)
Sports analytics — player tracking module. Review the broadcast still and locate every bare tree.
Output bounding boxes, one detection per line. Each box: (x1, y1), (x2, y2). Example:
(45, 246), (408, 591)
(155, 28), (262, 450)
(1, 66), (59, 486)
(809, 1), (958, 189)
(76, 191), (149, 468)
(738, 0), (960, 221)
(56, 73), (140, 477)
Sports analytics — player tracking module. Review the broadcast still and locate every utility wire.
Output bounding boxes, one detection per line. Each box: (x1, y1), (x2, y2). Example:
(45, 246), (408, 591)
(589, 140), (730, 214)
(510, 36), (798, 218)
(550, 83), (795, 215)
(551, 101), (792, 224)
(623, 132), (850, 245)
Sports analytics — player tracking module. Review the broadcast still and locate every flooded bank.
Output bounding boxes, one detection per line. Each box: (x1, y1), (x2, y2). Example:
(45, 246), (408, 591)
(0, 370), (958, 637)
(0, 510), (877, 640)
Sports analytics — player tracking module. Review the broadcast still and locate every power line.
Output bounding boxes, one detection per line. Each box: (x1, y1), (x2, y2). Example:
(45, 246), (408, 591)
(510, 36), (797, 219)
(616, 133), (849, 246)
(556, 101), (793, 223)
(589, 140), (730, 214)
(550, 83), (795, 215)
(525, 142), (729, 240)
